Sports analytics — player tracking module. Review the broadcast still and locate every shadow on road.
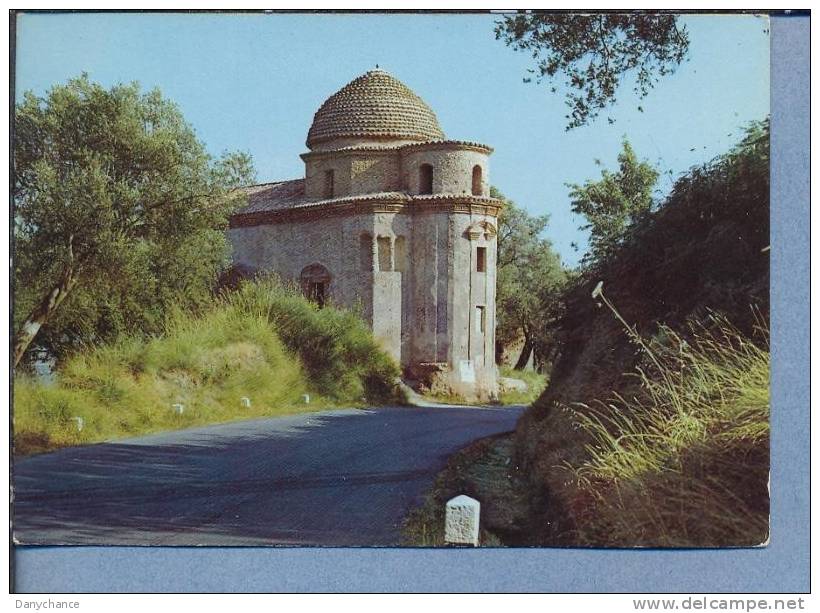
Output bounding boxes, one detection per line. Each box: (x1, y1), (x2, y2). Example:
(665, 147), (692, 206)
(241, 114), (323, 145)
(13, 405), (524, 546)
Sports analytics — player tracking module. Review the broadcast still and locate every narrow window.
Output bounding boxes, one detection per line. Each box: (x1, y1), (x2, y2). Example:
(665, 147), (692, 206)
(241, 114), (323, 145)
(360, 233), (373, 272)
(394, 236), (407, 273)
(475, 306), (486, 334)
(476, 246), (487, 272)
(377, 236), (392, 271)
(324, 169), (335, 199)
(419, 163), (433, 195)
(471, 165), (483, 196)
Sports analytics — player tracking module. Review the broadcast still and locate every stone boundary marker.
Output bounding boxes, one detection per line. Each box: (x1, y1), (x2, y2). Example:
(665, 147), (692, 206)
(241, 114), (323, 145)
(445, 495), (480, 547)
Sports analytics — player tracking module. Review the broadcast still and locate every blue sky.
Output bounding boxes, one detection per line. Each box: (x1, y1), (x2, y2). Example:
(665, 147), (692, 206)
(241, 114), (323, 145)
(15, 12), (769, 266)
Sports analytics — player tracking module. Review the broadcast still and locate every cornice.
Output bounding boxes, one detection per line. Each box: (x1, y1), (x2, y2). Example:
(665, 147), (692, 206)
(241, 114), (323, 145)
(229, 194), (503, 228)
(300, 138), (494, 161)
(399, 139), (494, 155)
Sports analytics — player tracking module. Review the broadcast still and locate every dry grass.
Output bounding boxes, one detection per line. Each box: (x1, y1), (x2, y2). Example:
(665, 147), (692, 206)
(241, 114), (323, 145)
(564, 314), (769, 547)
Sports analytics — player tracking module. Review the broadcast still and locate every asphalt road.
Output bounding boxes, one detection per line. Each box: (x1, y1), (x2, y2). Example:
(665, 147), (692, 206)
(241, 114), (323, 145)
(13, 405), (524, 546)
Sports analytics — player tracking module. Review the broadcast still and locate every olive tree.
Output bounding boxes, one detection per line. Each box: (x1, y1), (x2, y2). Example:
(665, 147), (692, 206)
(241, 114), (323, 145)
(494, 187), (566, 370)
(13, 75), (255, 367)
(495, 13), (690, 129)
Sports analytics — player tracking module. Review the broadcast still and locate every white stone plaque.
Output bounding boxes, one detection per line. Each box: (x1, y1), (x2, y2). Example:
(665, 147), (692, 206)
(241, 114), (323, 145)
(459, 359), (476, 383)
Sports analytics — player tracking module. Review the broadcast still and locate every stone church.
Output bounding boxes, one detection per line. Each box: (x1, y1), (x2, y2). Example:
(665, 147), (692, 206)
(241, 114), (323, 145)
(228, 69), (502, 398)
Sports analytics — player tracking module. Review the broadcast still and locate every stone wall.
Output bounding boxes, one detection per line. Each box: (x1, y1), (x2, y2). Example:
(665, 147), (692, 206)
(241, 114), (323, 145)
(303, 149), (402, 199)
(301, 141), (491, 201)
(406, 210), (450, 366)
(303, 155), (352, 200)
(401, 145), (490, 196)
(443, 211), (499, 399)
(228, 204), (497, 385)
(228, 213), (368, 311)
(350, 152), (401, 194)
(229, 210), (413, 365)
(371, 212), (413, 364)
(230, 141), (499, 398)
(372, 271), (402, 362)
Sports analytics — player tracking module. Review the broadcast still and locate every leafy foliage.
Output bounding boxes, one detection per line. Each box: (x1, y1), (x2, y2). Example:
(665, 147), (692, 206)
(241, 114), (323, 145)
(494, 187), (566, 370)
(13, 74), (256, 365)
(495, 13), (689, 129)
(568, 139), (659, 266)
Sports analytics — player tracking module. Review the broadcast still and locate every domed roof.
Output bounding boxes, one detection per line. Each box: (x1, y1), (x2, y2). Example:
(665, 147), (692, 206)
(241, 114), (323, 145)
(306, 69), (445, 149)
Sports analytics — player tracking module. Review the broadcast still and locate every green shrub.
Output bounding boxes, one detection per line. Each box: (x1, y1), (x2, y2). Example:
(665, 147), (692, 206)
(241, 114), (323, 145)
(513, 122), (770, 547)
(225, 275), (400, 403)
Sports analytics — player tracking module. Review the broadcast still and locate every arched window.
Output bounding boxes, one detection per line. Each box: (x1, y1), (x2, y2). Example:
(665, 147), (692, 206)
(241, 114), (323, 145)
(471, 165), (483, 196)
(300, 263), (331, 308)
(419, 163), (433, 195)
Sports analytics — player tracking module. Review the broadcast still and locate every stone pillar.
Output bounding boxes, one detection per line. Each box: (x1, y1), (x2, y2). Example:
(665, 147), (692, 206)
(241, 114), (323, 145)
(445, 495), (480, 546)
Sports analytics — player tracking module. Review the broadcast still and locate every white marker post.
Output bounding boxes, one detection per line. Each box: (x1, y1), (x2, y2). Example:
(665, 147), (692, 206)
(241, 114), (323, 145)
(71, 417), (84, 432)
(171, 403), (184, 415)
(302, 394), (310, 404)
(240, 397), (251, 408)
(445, 495), (480, 547)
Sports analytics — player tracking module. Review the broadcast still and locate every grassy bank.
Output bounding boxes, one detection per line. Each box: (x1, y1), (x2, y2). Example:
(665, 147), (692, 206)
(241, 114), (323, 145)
(14, 278), (400, 456)
(227, 277), (399, 404)
(511, 122), (770, 547)
(565, 317), (769, 547)
(405, 315), (770, 548)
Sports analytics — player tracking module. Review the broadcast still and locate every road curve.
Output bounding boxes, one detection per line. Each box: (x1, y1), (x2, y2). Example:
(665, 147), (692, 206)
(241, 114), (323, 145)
(13, 405), (524, 546)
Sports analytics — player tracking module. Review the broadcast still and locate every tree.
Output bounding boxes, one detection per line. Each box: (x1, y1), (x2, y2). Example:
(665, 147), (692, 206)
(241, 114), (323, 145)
(495, 13), (690, 129)
(568, 139), (658, 266)
(13, 75), (255, 367)
(494, 187), (566, 370)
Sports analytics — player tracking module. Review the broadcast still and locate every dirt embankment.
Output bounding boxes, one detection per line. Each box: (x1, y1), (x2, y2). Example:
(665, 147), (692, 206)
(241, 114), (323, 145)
(512, 136), (770, 546)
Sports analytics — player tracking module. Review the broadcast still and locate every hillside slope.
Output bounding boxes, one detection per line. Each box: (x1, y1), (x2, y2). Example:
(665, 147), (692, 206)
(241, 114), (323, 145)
(14, 278), (401, 455)
(513, 123), (770, 546)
